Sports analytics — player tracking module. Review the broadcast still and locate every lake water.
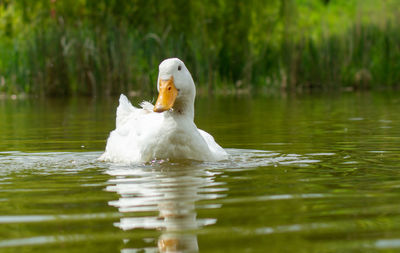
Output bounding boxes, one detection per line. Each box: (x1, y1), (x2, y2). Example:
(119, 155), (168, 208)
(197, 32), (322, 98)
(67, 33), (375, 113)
(0, 92), (400, 252)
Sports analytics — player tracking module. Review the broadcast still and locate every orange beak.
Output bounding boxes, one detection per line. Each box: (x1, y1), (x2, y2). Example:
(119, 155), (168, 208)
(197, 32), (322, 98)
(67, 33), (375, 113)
(153, 77), (178, 113)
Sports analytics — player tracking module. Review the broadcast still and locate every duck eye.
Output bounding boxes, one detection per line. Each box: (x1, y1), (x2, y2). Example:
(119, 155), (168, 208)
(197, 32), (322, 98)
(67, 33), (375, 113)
(178, 65), (182, 71)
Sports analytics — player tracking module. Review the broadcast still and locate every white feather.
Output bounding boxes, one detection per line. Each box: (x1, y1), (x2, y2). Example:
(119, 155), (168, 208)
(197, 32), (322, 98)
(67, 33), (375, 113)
(99, 58), (228, 163)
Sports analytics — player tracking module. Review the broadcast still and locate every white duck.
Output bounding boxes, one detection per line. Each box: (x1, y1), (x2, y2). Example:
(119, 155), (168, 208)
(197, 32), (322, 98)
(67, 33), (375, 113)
(100, 58), (228, 163)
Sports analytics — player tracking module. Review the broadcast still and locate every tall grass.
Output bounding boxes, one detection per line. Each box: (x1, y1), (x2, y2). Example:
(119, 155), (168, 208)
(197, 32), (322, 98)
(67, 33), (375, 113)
(1, 10), (400, 96)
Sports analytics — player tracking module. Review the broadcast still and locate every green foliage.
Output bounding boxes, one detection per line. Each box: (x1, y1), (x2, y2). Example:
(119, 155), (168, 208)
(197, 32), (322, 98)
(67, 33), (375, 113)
(0, 0), (399, 96)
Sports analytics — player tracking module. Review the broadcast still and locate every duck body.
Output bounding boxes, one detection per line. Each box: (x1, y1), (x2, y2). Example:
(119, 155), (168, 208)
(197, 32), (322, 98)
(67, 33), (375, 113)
(100, 58), (228, 163)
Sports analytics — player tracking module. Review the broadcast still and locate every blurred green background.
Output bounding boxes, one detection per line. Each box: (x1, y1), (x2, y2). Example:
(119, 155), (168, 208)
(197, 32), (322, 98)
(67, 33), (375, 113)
(0, 0), (399, 97)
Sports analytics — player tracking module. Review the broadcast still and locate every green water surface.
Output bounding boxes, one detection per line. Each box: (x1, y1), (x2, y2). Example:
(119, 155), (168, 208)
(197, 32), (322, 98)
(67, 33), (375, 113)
(0, 92), (400, 252)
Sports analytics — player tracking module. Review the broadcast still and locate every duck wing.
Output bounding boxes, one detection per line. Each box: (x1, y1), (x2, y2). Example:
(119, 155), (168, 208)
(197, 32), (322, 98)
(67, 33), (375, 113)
(198, 129), (228, 160)
(116, 94), (154, 127)
(100, 94), (162, 163)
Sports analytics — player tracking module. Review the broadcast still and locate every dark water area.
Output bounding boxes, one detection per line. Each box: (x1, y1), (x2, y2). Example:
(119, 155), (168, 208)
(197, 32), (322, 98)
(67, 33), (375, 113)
(0, 92), (400, 252)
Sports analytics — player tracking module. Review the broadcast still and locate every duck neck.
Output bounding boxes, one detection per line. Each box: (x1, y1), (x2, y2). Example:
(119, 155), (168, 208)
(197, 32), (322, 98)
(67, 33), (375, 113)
(171, 96), (195, 120)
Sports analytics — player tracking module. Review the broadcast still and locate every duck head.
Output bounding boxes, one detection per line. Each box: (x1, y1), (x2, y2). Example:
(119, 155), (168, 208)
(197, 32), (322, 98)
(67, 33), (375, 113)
(153, 58), (196, 115)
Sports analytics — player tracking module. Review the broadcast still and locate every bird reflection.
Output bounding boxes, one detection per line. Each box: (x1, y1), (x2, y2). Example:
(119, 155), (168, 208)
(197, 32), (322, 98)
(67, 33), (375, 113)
(106, 162), (220, 252)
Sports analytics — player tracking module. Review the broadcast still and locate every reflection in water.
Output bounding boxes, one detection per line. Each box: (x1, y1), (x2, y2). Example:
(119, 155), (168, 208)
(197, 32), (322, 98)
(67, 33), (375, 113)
(106, 162), (223, 252)
(104, 149), (319, 252)
(1, 93), (400, 252)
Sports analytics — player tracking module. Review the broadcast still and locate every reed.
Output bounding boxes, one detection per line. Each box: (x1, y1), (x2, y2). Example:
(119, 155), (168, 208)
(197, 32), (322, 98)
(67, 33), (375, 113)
(0, 0), (399, 97)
